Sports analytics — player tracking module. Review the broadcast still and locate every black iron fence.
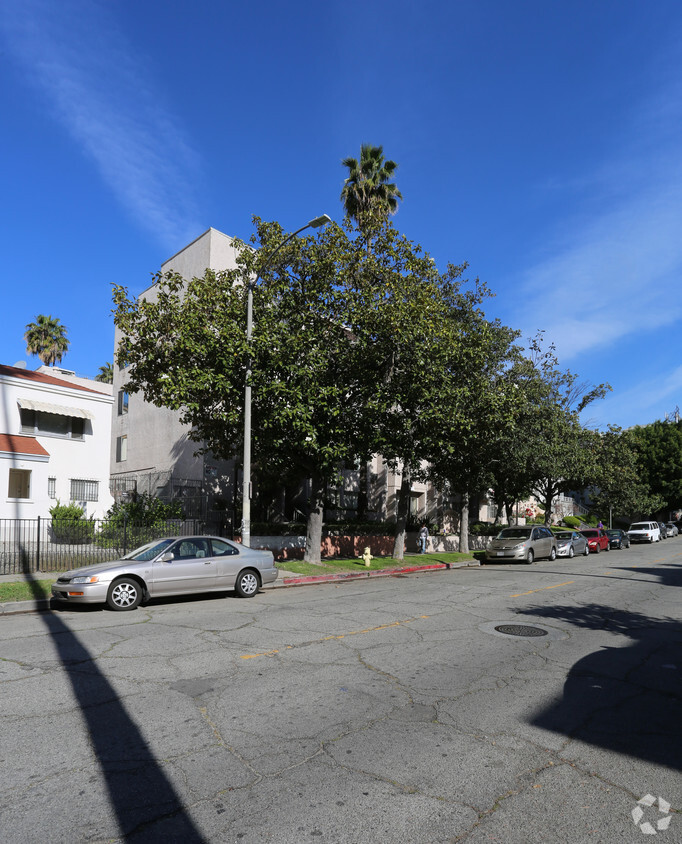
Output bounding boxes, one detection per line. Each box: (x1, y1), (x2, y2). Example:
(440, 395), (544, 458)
(0, 516), (233, 575)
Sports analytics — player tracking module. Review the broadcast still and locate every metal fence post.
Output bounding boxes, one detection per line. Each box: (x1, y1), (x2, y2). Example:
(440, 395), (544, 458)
(123, 512), (127, 556)
(36, 515), (41, 572)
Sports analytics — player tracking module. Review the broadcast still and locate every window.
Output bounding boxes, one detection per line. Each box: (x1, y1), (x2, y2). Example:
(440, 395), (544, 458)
(116, 435), (128, 462)
(70, 479), (99, 502)
(210, 538), (239, 557)
(20, 409), (85, 440)
(8, 469), (31, 499)
(117, 390), (129, 415)
(48, 477), (56, 499)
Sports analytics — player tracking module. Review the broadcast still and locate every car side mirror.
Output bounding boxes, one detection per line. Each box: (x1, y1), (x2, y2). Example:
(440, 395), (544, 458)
(159, 551), (175, 562)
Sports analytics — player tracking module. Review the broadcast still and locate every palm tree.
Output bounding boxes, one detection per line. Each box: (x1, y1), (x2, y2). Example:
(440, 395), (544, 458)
(24, 314), (70, 366)
(340, 144), (402, 232)
(95, 362), (113, 383)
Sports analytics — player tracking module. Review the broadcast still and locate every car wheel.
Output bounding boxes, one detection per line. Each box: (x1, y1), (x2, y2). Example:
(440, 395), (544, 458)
(107, 578), (142, 611)
(594, 544), (600, 554)
(583, 544), (589, 556)
(549, 547), (557, 561)
(605, 543), (610, 552)
(235, 569), (260, 598)
(568, 547), (574, 558)
(525, 549), (534, 564)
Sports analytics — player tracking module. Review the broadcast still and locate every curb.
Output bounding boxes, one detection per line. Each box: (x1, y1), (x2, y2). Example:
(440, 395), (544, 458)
(0, 560), (479, 616)
(272, 560), (479, 587)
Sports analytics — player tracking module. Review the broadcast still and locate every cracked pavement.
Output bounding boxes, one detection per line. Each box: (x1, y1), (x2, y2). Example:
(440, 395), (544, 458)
(1, 542), (681, 842)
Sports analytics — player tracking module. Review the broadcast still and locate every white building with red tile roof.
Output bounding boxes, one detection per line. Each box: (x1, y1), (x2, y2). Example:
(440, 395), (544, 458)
(0, 364), (114, 519)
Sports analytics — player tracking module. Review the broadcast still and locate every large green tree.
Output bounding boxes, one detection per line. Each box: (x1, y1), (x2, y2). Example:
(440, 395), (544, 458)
(113, 218), (421, 562)
(340, 144), (403, 518)
(485, 336), (609, 525)
(24, 314), (70, 366)
(588, 426), (665, 522)
(630, 419), (682, 513)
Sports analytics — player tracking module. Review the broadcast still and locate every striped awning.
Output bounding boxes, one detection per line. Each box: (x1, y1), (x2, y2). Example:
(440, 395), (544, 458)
(18, 398), (94, 420)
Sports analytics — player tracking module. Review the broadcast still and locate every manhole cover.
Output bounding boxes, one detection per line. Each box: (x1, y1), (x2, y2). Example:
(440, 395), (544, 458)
(494, 624), (548, 637)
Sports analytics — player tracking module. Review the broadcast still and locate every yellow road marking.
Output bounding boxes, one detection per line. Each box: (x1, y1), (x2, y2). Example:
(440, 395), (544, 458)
(510, 581), (574, 598)
(240, 615), (430, 659)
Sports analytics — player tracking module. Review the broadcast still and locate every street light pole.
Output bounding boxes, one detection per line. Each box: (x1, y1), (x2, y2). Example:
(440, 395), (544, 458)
(241, 214), (332, 547)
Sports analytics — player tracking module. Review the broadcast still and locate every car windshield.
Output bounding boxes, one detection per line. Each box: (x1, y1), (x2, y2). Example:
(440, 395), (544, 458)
(605, 530), (619, 537)
(581, 530), (598, 537)
(496, 528), (531, 539)
(123, 538), (175, 561)
(554, 532), (573, 540)
(629, 523), (649, 531)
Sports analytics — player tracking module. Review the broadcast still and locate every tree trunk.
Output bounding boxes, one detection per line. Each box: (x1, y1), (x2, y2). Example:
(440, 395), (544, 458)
(505, 500), (515, 525)
(392, 468), (411, 560)
(304, 473), (325, 563)
(357, 460), (368, 520)
(459, 492), (469, 554)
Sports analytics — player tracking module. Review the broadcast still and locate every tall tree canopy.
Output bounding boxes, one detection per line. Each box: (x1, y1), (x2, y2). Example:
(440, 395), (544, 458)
(24, 314), (70, 366)
(340, 144), (402, 234)
(113, 216), (497, 561)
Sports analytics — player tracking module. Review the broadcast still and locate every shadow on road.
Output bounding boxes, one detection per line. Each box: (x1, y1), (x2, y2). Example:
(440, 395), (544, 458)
(22, 563), (206, 842)
(518, 602), (682, 772)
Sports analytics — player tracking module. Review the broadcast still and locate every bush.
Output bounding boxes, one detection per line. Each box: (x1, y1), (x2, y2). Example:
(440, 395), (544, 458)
(96, 493), (185, 551)
(470, 521), (502, 536)
(562, 515), (582, 529)
(49, 501), (95, 543)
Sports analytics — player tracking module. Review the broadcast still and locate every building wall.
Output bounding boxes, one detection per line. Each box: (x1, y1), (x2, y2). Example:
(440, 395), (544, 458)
(0, 368), (114, 519)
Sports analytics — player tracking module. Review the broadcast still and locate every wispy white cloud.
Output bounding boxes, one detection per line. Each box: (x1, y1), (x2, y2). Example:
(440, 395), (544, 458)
(1, 0), (202, 248)
(514, 162), (682, 363)
(585, 363), (682, 431)
(506, 35), (682, 366)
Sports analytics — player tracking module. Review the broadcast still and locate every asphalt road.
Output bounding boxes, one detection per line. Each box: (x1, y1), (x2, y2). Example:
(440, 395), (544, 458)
(1, 539), (681, 843)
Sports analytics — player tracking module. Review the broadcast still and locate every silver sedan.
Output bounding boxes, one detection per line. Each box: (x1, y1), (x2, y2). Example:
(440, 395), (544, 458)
(51, 536), (278, 611)
(554, 530), (589, 558)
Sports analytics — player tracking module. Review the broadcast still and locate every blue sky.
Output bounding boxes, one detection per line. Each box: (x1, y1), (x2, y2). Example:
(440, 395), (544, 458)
(2, 0), (681, 430)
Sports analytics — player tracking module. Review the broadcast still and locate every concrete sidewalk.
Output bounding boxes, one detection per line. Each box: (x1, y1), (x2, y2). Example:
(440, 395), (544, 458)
(0, 558), (479, 615)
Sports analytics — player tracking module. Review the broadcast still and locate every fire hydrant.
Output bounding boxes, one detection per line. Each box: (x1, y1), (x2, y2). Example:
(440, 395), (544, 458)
(361, 546), (373, 567)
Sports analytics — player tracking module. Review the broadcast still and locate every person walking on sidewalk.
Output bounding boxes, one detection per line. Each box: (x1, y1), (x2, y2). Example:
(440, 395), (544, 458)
(418, 523), (429, 554)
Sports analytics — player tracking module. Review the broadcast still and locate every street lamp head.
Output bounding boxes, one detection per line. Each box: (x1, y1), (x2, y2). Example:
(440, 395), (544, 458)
(308, 214), (332, 228)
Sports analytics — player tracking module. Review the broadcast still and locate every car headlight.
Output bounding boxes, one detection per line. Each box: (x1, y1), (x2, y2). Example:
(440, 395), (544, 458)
(512, 543), (526, 550)
(71, 575), (100, 584)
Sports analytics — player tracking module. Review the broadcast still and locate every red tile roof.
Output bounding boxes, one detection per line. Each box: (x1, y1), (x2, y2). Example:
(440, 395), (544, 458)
(0, 434), (50, 457)
(0, 364), (104, 394)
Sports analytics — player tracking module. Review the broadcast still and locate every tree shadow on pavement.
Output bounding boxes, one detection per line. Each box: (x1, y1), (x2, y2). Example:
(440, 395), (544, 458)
(517, 602), (682, 772)
(22, 564), (206, 842)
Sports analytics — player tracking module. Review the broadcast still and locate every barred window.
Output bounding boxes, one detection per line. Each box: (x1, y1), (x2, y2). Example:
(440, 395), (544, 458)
(48, 477), (56, 499)
(70, 479), (99, 502)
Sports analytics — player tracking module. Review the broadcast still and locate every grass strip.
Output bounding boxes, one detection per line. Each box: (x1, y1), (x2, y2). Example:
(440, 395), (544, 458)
(277, 551), (476, 576)
(0, 580), (54, 603)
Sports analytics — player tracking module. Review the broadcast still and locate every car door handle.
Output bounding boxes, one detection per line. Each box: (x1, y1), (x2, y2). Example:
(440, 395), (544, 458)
(204, 561), (212, 565)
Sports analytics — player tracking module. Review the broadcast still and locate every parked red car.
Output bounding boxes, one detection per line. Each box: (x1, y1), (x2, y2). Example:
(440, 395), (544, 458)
(580, 529), (610, 554)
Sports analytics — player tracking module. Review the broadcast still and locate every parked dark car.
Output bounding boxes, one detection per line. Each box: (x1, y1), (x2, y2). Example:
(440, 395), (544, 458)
(580, 528), (610, 554)
(605, 529), (630, 549)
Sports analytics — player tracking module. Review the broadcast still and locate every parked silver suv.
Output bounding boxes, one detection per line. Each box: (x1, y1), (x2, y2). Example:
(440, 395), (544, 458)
(486, 525), (557, 564)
